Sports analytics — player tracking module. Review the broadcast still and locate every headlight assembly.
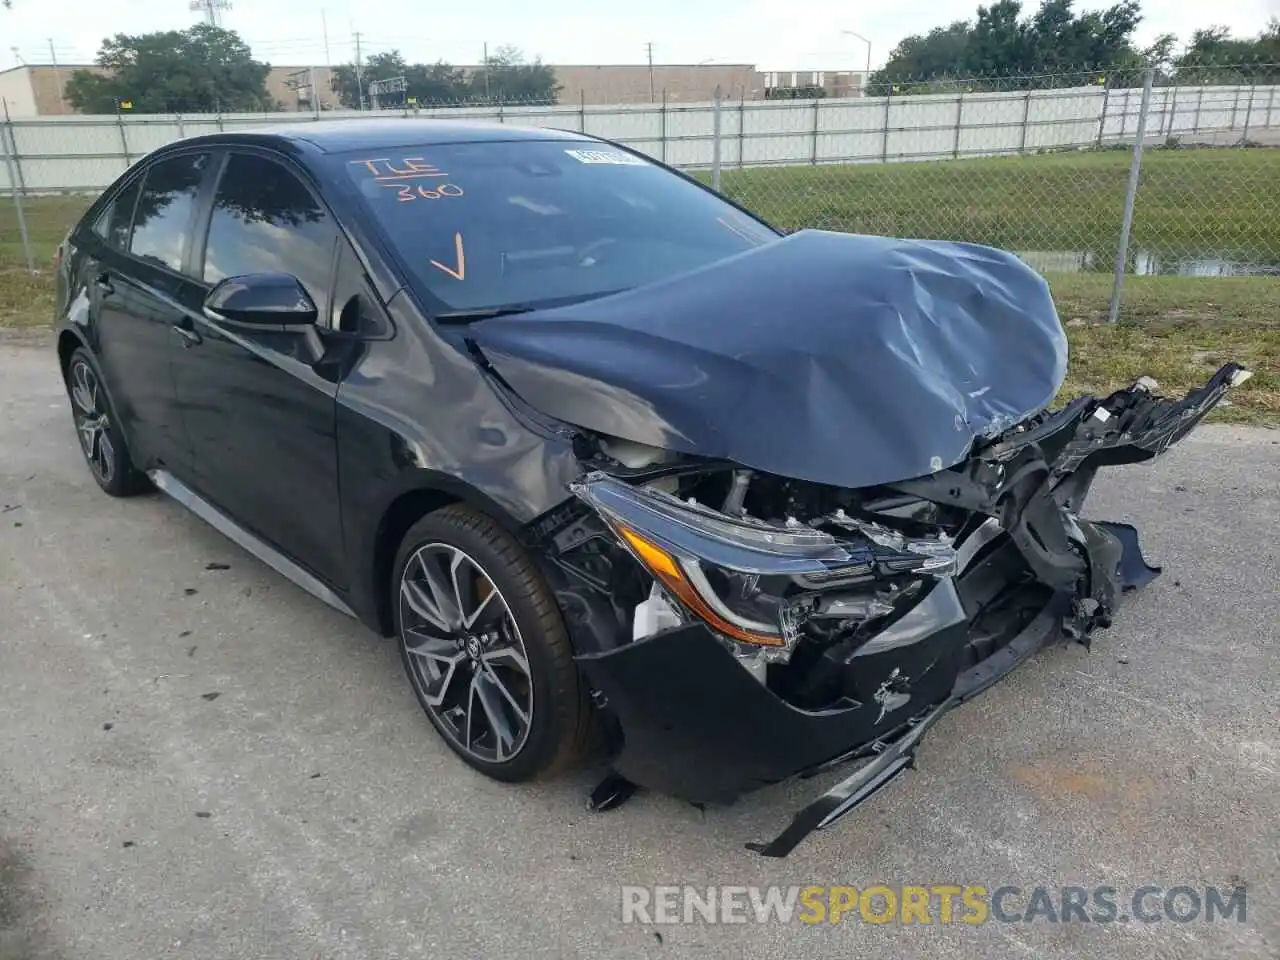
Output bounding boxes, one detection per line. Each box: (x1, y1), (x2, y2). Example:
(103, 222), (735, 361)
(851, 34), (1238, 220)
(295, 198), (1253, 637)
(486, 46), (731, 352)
(571, 472), (956, 659)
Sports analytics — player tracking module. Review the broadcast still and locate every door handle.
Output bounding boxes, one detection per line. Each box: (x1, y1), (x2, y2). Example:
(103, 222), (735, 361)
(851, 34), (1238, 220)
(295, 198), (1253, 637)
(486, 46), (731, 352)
(173, 321), (202, 347)
(94, 273), (114, 296)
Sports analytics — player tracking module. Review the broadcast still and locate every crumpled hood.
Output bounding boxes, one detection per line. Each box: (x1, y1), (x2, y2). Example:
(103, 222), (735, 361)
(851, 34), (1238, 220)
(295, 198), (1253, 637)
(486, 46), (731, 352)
(468, 229), (1067, 489)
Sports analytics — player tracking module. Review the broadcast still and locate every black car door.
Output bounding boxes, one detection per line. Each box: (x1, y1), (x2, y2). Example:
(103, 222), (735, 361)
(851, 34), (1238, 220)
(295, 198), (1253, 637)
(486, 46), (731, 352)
(172, 148), (349, 589)
(89, 151), (215, 475)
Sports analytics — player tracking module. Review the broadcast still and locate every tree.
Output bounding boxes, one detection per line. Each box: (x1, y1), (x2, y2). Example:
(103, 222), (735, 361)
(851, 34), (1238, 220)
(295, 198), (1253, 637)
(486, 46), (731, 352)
(331, 51), (472, 108)
(64, 25), (272, 113)
(870, 0), (1146, 91)
(1173, 20), (1280, 83)
(469, 46), (560, 104)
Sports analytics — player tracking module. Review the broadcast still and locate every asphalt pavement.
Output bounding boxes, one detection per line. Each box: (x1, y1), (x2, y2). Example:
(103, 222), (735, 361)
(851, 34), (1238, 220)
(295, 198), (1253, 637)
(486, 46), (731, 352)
(1, 335), (1277, 960)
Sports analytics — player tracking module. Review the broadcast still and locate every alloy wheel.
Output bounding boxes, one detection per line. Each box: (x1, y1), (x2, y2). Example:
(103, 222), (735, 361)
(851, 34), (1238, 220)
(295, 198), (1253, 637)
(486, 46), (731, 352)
(399, 543), (534, 763)
(69, 359), (115, 484)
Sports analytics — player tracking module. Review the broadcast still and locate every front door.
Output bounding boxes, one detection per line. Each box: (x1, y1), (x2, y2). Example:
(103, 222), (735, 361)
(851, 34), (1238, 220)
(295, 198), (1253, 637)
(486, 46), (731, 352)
(171, 150), (348, 589)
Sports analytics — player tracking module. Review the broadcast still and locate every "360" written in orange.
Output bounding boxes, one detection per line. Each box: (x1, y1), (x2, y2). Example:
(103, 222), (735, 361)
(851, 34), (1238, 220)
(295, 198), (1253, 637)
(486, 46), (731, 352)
(385, 183), (465, 202)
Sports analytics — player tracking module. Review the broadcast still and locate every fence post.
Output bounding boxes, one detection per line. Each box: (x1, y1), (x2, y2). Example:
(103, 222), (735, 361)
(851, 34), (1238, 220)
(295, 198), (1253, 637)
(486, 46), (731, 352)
(1193, 86), (1202, 135)
(711, 85), (723, 192)
(810, 97), (820, 164)
(1168, 86), (1178, 137)
(1267, 87), (1275, 129)
(0, 103), (35, 273)
(579, 89), (586, 133)
(116, 108), (131, 168)
(1241, 83), (1256, 143)
(498, 93), (505, 124)
(737, 90), (747, 170)
(881, 88), (891, 162)
(177, 113), (186, 138)
(952, 91), (964, 159)
(1019, 89), (1032, 153)
(1230, 86), (1240, 130)
(660, 90), (667, 163)
(1108, 68), (1154, 325)
(1096, 83), (1110, 147)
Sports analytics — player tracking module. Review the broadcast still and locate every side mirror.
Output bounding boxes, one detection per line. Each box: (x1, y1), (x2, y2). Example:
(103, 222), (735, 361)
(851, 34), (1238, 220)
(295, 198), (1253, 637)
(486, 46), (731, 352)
(203, 273), (317, 332)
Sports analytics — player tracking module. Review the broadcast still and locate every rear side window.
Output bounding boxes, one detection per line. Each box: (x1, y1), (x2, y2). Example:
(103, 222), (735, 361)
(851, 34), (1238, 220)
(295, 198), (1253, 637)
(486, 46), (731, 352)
(128, 153), (211, 273)
(94, 177), (143, 251)
(202, 153), (337, 320)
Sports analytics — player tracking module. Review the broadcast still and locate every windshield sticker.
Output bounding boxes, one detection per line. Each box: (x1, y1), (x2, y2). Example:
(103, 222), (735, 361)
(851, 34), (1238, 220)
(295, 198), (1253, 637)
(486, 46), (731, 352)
(429, 232), (466, 281)
(564, 149), (646, 166)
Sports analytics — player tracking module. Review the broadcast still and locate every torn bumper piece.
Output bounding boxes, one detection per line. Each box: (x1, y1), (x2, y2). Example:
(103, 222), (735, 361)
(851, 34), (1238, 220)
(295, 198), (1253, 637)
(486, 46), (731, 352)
(576, 522), (1158, 857)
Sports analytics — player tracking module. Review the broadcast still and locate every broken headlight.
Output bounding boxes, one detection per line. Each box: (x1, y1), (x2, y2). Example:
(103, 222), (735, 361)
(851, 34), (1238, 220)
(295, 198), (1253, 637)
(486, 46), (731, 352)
(571, 472), (953, 660)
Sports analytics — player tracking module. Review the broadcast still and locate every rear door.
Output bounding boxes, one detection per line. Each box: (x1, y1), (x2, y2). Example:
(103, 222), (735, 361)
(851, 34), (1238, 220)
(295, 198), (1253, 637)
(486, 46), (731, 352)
(90, 151), (215, 475)
(172, 148), (349, 587)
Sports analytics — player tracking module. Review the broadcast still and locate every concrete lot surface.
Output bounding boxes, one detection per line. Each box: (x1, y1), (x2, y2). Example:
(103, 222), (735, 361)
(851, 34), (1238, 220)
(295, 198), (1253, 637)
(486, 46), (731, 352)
(1, 337), (1277, 959)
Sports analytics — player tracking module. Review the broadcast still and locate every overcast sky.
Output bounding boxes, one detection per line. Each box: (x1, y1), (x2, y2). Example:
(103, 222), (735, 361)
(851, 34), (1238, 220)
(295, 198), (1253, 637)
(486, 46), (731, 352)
(4, 0), (1278, 74)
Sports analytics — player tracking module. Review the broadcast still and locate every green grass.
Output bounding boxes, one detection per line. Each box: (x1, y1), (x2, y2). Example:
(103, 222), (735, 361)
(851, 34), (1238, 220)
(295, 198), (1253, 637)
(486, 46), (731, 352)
(710, 148), (1280, 256)
(3, 178), (1277, 423)
(1, 194), (85, 331)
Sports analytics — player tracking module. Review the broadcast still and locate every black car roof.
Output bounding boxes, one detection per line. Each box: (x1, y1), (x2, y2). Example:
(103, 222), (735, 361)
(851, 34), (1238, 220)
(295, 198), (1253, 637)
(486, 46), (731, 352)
(195, 118), (596, 154)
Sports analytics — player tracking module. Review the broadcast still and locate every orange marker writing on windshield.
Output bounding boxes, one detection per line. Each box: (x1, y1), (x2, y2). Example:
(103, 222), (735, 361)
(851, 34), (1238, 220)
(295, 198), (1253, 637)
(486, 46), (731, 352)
(430, 233), (466, 281)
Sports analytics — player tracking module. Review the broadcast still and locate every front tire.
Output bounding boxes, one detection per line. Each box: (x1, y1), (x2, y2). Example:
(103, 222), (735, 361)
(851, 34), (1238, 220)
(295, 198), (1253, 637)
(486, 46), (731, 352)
(392, 504), (592, 782)
(64, 347), (150, 497)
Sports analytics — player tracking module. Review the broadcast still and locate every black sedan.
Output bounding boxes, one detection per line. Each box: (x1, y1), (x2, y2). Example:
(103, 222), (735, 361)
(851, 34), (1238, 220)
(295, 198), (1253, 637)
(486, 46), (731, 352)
(52, 120), (1247, 856)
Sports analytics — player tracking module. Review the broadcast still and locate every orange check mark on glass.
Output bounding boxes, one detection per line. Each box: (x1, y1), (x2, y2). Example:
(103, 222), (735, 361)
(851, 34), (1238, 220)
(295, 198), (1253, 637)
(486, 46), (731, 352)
(430, 233), (466, 281)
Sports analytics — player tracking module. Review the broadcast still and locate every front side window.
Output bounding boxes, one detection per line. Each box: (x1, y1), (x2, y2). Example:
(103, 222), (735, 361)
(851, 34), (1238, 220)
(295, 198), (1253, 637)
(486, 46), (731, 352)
(338, 141), (777, 314)
(202, 153), (337, 321)
(128, 153), (211, 273)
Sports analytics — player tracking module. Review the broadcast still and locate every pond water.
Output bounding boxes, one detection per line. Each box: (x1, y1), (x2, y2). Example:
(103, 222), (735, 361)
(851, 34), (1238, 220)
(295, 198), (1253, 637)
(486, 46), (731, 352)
(1017, 249), (1280, 277)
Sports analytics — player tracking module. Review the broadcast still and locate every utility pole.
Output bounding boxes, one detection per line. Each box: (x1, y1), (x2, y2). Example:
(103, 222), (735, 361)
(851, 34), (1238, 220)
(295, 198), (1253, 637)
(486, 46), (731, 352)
(354, 30), (364, 111)
(646, 41), (655, 102)
(483, 42), (490, 102)
(321, 8), (331, 109)
(47, 39), (63, 114)
(188, 0), (231, 27)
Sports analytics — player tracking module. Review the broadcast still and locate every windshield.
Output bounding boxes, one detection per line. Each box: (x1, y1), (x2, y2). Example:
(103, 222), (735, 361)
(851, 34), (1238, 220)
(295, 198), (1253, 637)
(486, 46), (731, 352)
(338, 140), (777, 315)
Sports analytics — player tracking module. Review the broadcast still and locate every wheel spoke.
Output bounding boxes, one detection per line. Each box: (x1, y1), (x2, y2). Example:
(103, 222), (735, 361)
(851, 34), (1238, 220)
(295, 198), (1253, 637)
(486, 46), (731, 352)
(481, 641), (529, 678)
(479, 661), (529, 725)
(450, 550), (500, 630)
(418, 551), (461, 627)
(71, 364), (94, 414)
(96, 432), (115, 480)
(468, 672), (516, 761)
(405, 629), (467, 707)
(401, 578), (451, 633)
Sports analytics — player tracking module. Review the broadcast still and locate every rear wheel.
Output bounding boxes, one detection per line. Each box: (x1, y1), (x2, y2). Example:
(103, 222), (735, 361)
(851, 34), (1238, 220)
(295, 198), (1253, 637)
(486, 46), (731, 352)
(392, 504), (593, 781)
(65, 348), (150, 497)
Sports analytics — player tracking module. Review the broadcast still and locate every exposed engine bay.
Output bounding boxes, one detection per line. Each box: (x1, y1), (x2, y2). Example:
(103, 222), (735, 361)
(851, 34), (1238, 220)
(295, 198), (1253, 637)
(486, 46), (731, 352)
(539, 362), (1248, 712)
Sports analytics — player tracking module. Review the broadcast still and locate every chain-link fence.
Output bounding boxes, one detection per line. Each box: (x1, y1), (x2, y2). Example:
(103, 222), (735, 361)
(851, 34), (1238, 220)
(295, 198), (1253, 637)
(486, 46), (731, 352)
(3, 62), (1279, 324)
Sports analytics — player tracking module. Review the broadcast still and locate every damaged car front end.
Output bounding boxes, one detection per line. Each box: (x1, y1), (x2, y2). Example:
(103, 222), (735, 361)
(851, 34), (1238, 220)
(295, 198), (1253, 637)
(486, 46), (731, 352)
(552, 363), (1244, 857)
(466, 230), (1249, 856)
